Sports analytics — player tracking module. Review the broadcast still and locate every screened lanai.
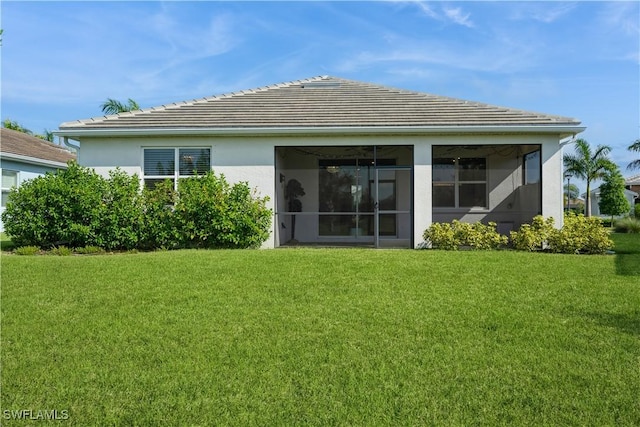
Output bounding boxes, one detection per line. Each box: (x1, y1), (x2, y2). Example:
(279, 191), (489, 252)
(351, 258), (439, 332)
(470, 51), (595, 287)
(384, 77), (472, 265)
(275, 145), (413, 248)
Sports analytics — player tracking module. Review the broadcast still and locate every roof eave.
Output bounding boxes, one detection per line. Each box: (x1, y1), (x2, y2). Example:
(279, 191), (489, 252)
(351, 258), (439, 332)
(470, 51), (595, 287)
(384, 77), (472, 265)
(55, 124), (585, 139)
(0, 152), (72, 169)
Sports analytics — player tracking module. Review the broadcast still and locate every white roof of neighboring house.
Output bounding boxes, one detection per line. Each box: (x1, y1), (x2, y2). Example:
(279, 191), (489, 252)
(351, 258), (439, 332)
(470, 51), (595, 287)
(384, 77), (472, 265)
(588, 187), (639, 198)
(626, 174), (640, 186)
(57, 76), (584, 139)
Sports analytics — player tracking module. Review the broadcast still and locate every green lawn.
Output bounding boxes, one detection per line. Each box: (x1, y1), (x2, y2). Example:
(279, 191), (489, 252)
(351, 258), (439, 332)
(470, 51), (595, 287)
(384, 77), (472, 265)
(1, 236), (639, 425)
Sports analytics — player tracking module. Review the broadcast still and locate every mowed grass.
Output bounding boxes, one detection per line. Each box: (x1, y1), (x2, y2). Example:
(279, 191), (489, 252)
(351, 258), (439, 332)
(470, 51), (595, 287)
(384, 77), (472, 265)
(1, 236), (639, 425)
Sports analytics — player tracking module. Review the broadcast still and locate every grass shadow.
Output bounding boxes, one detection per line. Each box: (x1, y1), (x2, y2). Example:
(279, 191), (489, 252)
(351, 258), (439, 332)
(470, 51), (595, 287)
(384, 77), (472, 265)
(582, 311), (640, 337)
(611, 233), (640, 276)
(615, 253), (640, 276)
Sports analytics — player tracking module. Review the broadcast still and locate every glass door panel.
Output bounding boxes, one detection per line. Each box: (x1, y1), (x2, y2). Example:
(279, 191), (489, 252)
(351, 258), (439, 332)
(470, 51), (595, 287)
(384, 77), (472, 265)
(375, 168), (412, 248)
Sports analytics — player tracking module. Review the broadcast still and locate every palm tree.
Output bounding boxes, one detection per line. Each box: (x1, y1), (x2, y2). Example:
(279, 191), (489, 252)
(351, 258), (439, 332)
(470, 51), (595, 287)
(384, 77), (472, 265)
(100, 98), (140, 115)
(628, 139), (640, 171)
(563, 138), (616, 216)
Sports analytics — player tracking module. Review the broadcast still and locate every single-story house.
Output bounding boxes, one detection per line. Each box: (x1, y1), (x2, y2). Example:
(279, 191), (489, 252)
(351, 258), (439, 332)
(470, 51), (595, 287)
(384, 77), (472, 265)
(586, 186), (638, 217)
(55, 76), (584, 248)
(1, 127), (76, 231)
(626, 174), (640, 199)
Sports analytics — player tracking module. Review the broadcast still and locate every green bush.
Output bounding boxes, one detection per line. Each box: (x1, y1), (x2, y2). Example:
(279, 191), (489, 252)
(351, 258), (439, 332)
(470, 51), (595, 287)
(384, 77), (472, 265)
(2, 162), (105, 248)
(75, 246), (107, 255)
(2, 165), (272, 251)
(49, 246), (73, 256)
(174, 172), (272, 249)
(138, 180), (179, 250)
(510, 216), (555, 251)
(423, 220), (507, 250)
(547, 213), (613, 254)
(14, 245), (41, 255)
(634, 204), (640, 220)
(94, 169), (144, 250)
(423, 222), (458, 250)
(614, 217), (640, 234)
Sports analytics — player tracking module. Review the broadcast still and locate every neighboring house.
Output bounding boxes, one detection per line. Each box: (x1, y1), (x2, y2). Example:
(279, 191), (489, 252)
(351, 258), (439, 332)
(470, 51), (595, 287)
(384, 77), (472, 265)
(1, 128), (76, 231)
(585, 187), (638, 217)
(625, 174), (640, 200)
(566, 196), (585, 212)
(56, 76), (584, 248)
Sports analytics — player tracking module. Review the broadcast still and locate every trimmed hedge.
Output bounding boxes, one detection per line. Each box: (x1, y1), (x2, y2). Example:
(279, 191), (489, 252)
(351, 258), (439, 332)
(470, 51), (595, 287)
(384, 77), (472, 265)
(422, 220), (507, 250)
(424, 213), (613, 254)
(2, 162), (272, 250)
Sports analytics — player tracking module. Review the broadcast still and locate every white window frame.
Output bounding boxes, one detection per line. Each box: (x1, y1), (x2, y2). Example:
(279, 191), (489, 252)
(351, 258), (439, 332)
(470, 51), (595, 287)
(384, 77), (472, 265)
(433, 157), (488, 210)
(1, 169), (19, 207)
(142, 147), (211, 190)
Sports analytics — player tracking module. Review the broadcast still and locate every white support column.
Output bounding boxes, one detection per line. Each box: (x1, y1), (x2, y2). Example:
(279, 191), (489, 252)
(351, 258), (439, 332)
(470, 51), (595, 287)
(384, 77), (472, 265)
(540, 139), (564, 228)
(413, 141), (432, 247)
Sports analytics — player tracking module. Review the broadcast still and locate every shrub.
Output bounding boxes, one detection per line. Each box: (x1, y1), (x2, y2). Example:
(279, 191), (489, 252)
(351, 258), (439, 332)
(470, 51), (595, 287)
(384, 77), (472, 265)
(75, 246), (106, 255)
(173, 172), (272, 249)
(49, 246), (73, 256)
(547, 213), (613, 254)
(138, 180), (179, 250)
(635, 204), (640, 220)
(2, 162), (106, 248)
(455, 220), (507, 250)
(3, 165), (272, 251)
(14, 245), (41, 255)
(423, 220), (507, 250)
(94, 169), (144, 250)
(614, 217), (640, 234)
(510, 216), (555, 251)
(423, 222), (458, 250)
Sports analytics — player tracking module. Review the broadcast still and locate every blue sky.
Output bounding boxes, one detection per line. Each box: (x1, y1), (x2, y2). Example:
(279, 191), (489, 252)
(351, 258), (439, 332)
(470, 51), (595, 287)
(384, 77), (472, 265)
(2, 1), (639, 188)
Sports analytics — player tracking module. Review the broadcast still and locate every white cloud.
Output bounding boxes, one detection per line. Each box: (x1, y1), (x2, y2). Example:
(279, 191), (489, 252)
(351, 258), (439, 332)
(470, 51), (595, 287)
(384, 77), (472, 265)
(399, 1), (474, 27)
(443, 6), (474, 28)
(508, 2), (577, 23)
(335, 36), (537, 75)
(599, 1), (640, 36)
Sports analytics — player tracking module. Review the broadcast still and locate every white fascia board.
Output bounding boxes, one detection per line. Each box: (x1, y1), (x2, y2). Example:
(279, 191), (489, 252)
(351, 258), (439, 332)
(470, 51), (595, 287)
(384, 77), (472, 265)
(0, 152), (70, 169)
(54, 125), (586, 139)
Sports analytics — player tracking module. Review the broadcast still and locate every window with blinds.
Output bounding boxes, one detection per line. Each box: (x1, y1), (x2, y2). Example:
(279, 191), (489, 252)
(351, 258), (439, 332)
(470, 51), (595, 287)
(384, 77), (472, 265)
(143, 148), (211, 189)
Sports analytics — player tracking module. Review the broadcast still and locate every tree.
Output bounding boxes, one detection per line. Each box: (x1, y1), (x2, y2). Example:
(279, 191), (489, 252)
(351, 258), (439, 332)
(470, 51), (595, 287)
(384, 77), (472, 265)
(598, 168), (630, 223)
(563, 182), (581, 211)
(100, 98), (140, 115)
(628, 139), (640, 171)
(3, 119), (54, 142)
(3, 119), (33, 135)
(563, 138), (616, 216)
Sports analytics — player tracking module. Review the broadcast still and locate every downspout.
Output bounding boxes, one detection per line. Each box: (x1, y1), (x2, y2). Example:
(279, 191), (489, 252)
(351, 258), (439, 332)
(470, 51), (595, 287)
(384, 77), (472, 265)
(60, 136), (80, 153)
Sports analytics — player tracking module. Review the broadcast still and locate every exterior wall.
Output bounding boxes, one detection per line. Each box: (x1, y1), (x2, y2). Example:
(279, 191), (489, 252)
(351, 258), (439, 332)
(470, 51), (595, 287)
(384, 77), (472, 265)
(76, 133), (565, 248)
(0, 159), (65, 232)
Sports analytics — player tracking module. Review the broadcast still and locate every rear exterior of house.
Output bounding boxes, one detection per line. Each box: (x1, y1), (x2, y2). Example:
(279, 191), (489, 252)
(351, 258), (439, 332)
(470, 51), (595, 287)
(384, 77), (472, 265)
(56, 76), (584, 248)
(1, 128), (76, 232)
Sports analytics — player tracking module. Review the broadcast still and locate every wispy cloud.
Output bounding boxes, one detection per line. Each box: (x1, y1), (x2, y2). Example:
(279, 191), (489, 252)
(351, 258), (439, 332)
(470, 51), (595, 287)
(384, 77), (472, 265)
(335, 35), (537, 75)
(401, 1), (475, 28)
(507, 2), (577, 23)
(442, 6), (474, 28)
(599, 1), (640, 36)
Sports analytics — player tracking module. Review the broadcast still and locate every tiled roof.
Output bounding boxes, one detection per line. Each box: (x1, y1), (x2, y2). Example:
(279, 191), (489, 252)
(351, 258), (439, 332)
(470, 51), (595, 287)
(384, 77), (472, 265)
(59, 76), (581, 131)
(626, 174), (640, 185)
(1, 128), (76, 165)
